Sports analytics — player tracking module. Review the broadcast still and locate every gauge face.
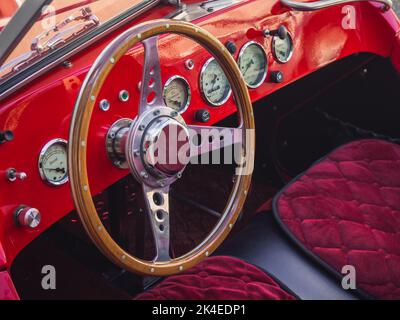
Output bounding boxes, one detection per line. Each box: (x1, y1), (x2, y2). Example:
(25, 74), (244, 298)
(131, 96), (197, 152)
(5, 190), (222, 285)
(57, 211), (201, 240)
(38, 139), (68, 186)
(272, 33), (294, 63)
(163, 76), (191, 113)
(238, 42), (268, 88)
(200, 58), (232, 106)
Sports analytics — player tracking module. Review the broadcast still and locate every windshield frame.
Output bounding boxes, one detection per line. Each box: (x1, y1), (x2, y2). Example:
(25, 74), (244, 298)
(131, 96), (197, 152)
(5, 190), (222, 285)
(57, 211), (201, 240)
(0, 0), (52, 68)
(0, 0), (160, 102)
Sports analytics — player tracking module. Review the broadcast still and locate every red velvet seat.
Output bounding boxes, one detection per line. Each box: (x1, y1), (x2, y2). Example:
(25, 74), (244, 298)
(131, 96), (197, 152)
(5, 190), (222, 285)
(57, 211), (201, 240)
(274, 139), (400, 299)
(135, 256), (296, 300)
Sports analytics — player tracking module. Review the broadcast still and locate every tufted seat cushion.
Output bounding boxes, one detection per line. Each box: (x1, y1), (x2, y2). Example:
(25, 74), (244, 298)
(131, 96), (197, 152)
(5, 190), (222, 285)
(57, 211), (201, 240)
(274, 139), (400, 299)
(135, 256), (296, 300)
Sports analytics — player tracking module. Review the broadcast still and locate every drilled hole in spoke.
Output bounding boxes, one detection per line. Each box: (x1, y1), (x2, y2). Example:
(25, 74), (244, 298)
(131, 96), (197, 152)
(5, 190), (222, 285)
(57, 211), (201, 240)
(153, 192), (164, 206)
(147, 91), (156, 104)
(149, 78), (155, 88)
(159, 224), (165, 232)
(156, 210), (165, 221)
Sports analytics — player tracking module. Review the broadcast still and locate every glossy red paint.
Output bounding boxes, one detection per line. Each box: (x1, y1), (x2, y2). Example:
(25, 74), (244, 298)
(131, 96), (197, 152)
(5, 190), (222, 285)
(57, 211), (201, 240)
(0, 0), (399, 272)
(0, 271), (19, 300)
(0, 241), (6, 269)
(0, 0), (18, 18)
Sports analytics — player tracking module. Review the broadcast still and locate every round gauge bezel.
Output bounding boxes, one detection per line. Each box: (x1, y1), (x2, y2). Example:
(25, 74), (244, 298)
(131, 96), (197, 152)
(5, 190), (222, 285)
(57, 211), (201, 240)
(272, 32), (294, 64)
(163, 75), (191, 114)
(237, 41), (268, 89)
(38, 138), (68, 186)
(200, 57), (232, 107)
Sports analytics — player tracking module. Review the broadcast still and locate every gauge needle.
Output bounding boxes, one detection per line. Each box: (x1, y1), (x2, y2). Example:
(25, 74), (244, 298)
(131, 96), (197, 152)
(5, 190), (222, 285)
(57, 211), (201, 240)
(210, 74), (217, 90)
(171, 100), (183, 110)
(207, 85), (220, 95)
(243, 59), (254, 75)
(45, 167), (66, 174)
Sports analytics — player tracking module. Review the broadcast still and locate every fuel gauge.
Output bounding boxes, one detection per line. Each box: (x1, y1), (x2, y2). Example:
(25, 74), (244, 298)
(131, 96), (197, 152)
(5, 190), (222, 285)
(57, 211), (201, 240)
(272, 32), (294, 63)
(38, 139), (68, 186)
(163, 76), (191, 113)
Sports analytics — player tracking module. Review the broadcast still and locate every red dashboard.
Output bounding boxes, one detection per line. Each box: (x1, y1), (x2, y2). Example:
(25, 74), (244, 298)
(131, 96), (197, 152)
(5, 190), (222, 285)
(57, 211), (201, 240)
(0, 0), (399, 270)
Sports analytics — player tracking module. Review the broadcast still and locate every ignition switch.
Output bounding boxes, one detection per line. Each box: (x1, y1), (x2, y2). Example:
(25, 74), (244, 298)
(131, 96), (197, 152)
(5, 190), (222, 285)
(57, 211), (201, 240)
(270, 71), (284, 83)
(195, 109), (211, 123)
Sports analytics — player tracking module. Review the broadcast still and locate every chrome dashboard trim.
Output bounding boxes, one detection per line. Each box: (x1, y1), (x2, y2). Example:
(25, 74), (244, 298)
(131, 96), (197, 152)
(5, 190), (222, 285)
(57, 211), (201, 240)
(0, 0), (161, 102)
(280, 0), (392, 11)
(237, 41), (268, 89)
(166, 0), (244, 22)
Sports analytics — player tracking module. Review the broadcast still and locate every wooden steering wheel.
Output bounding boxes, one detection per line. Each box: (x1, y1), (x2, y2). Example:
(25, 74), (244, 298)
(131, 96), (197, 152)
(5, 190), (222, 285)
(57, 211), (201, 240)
(68, 19), (255, 276)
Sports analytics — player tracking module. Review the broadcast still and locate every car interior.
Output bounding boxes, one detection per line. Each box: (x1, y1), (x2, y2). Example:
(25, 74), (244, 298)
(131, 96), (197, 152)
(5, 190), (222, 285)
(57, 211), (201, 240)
(0, 0), (399, 300)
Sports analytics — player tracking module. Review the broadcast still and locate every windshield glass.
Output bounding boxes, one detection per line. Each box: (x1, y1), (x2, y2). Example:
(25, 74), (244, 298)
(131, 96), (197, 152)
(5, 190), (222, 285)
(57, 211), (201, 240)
(0, 0), (151, 83)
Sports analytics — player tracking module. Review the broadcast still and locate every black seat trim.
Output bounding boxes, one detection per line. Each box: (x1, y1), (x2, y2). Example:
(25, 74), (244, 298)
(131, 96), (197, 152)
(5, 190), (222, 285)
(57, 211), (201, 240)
(216, 213), (364, 300)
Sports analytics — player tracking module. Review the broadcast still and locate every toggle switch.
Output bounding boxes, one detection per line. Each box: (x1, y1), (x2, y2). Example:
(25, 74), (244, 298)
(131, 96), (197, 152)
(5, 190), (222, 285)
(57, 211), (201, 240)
(6, 168), (27, 182)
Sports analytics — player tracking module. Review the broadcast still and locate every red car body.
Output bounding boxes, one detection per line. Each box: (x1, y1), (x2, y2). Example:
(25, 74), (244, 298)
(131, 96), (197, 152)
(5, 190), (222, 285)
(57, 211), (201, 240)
(0, 0), (399, 299)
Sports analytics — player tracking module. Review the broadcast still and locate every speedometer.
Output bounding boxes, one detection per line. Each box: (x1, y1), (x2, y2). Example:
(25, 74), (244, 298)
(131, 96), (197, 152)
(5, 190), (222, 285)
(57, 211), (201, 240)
(238, 41), (268, 88)
(272, 33), (294, 63)
(38, 139), (68, 186)
(200, 57), (232, 106)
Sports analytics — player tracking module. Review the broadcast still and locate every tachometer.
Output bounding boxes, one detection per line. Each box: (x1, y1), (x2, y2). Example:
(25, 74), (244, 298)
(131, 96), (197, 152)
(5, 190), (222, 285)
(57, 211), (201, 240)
(272, 33), (294, 63)
(200, 57), (232, 106)
(163, 76), (191, 113)
(238, 41), (268, 88)
(38, 139), (68, 186)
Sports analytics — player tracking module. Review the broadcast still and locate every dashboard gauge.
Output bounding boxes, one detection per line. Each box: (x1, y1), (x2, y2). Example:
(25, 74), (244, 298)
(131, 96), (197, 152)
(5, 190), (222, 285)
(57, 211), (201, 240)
(272, 33), (294, 63)
(238, 41), (268, 88)
(200, 57), (232, 106)
(163, 76), (191, 113)
(38, 139), (68, 186)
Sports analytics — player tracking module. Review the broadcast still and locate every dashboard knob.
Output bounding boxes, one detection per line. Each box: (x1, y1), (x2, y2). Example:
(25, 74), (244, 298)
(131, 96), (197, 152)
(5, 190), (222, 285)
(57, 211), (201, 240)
(225, 41), (237, 54)
(15, 206), (41, 229)
(0, 130), (14, 144)
(268, 25), (288, 40)
(195, 109), (211, 123)
(270, 71), (284, 83)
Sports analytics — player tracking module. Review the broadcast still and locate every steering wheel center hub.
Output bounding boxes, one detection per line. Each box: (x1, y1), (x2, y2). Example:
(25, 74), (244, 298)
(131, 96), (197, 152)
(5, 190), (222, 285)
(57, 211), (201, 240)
(120, 107), (190, 188)
(142, 116), (190, 177)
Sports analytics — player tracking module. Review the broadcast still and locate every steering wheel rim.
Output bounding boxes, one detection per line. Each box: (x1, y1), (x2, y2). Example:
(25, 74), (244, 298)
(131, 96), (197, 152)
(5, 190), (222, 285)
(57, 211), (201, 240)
(68, 19), (255, 276)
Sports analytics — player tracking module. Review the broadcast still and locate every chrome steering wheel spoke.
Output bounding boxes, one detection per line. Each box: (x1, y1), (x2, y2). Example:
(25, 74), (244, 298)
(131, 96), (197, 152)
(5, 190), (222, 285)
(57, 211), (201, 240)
(142, 184), (171, 263)
(139, 36), (165, 114)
